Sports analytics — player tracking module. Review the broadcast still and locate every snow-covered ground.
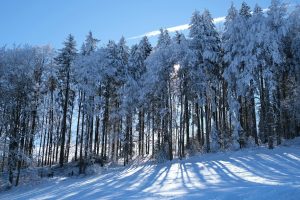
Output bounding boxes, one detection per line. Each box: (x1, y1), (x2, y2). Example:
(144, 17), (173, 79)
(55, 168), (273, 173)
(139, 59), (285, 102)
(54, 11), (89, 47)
(1, 140), (300, 200)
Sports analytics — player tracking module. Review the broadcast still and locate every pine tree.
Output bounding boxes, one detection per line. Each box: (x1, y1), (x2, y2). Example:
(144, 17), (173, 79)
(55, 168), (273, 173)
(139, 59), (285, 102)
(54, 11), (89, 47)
(189, 9), (221, 152)
(55, 34), (77, 167)
(266, 0), (288, 147)
(222, 4), (242, 149)
(145, 29), (174, 161)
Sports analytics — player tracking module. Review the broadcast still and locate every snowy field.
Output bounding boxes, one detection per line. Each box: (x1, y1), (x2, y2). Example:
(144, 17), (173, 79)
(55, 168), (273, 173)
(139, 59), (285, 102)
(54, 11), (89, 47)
(1, 141), (300, 200)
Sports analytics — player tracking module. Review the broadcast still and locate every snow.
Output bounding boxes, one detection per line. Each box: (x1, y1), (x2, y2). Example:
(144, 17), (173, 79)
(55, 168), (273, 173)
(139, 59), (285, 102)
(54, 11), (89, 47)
(1, 139), (300, 200)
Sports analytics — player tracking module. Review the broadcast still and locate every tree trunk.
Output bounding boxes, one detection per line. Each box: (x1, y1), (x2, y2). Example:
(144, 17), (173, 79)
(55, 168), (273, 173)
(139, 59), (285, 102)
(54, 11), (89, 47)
(196, 102), (201, 145)
(185, 94), (189, 149)
(75, 91), (82, 161)
(205, 99), (210, 153)
(59, 70), (70, 167)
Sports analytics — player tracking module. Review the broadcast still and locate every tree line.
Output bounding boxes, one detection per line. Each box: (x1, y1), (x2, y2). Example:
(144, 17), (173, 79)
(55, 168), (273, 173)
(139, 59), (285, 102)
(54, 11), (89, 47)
(0, 0), (299, 186)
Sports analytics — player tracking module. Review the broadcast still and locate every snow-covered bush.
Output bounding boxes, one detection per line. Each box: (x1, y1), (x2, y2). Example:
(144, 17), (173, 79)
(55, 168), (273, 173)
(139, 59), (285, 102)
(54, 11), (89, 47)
(153, 142), (168, 163)
(210, 121), (219, 152)
(187, 139), (200, 156)
(85, 164), (103, 175)
(246, 136), (257, 148)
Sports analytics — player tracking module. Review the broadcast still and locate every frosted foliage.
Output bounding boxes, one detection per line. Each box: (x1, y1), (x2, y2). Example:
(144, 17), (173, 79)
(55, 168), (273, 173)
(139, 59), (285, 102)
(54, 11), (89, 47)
(189, 10), (220, 64)
(82, 31), (99, 55)
(157, 29), (171, 49)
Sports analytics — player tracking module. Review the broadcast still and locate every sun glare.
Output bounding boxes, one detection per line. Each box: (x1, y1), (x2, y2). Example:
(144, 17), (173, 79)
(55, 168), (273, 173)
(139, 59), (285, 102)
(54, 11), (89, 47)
(174, 64), (180, 72)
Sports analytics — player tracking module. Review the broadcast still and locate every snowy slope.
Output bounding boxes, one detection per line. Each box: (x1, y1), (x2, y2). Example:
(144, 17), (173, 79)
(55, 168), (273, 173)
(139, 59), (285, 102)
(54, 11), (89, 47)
(1, 141), (300, 200)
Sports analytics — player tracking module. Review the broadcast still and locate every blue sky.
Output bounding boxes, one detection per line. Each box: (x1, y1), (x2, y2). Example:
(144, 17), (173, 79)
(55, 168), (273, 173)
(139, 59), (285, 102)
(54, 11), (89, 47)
(0, 0), (298, 48)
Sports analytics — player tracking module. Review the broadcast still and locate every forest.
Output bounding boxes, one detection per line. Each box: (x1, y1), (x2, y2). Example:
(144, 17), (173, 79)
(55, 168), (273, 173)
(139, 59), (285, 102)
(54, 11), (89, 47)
(0, 0), (299, 188)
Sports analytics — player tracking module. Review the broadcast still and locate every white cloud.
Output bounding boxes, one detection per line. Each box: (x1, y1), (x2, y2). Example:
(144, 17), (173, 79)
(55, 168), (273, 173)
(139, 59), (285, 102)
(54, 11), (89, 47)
(213, 16), (226, 24)
(128, 16), (226, 40)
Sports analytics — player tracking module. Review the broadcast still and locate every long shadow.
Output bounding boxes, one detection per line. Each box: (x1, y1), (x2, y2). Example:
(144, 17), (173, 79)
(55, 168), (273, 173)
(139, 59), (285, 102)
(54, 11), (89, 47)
(178, 162), (192, 191)
(228, 152), (300, 183)
(210, 160), (243, 183)
(2, 148), (300, 200)
(77, 162), (173, 199)
(0, 165), (146, 200)
(230, 156), (288, 181)
(179, 161), (201, 190)
(273, 153), (300, 169)
(211, 159), (280, 188)
(189, 162), (207, 185)
(77, 162), (174, 199)
(220, 150), (300, 187)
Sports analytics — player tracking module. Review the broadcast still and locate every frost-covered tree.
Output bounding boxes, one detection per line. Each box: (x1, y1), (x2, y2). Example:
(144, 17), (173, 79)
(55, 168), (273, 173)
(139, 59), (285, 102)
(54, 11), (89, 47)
(55, 34), (77, 167)
(173, 32), (195, 157)
(245, 4), (267, 145)
(111, 37), (129, 163)
(122, 36), (152, 164)
(280, 5), (300, 140)
(263, 0), (287, 147)
(75, 31), (100, 173)
(223, 4), (242, 149)
(0, 45), (54, 186)
(99, 37), (129, 164)
(189, 9), (222, 152)
(145, 29), (174, 161)
(81, 31), (99, 56)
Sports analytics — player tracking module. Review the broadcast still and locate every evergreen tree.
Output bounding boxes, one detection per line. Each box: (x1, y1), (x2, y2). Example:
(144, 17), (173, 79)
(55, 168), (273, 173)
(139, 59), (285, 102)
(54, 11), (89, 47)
(222, 4), (242, 149)
(189, 10), (221, 152)
(55, 34), (77, 167)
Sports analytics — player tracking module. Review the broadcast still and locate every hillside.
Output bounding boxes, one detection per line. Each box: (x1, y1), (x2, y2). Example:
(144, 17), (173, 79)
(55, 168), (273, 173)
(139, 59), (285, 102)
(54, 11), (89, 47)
(1, 139), (300, 200)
